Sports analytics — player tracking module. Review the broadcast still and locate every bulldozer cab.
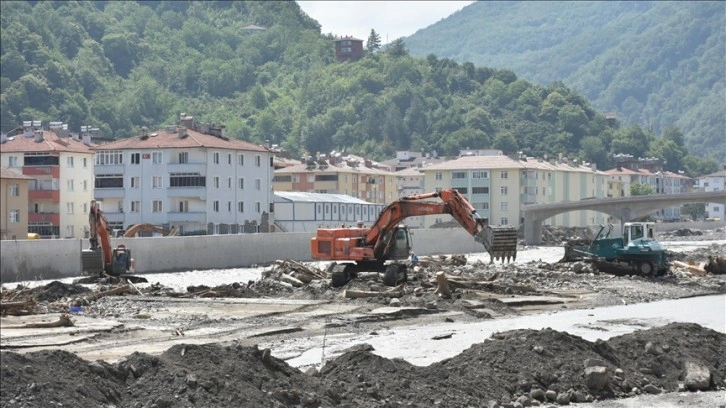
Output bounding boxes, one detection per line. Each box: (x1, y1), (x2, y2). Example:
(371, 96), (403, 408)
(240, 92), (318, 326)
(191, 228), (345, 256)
(623, 222), (656, 245)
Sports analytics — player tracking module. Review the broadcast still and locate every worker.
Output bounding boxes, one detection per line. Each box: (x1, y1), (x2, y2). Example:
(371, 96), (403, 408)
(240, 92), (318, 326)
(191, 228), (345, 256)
(409, 251), (419, 265)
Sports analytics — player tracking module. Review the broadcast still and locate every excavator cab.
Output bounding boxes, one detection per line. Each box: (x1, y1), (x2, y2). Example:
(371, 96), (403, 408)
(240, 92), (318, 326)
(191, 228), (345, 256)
(384, 225), (412, 261)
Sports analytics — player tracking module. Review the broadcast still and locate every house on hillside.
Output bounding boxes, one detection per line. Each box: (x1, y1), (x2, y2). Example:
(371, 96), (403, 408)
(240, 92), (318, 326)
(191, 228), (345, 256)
(0, 121), (95, 238)
(334, 36), (364, 62)
(90, 114), (274, 235)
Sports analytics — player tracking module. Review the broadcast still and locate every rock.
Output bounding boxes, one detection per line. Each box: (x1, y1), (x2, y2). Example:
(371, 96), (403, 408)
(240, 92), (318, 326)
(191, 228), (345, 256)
(389, 298), (401, 307)
(529, 388), (545, 401)
(584, 366), (610, 391)
(556, 392), (570, 405)
(515, 395), (531, 407)
(583, 358), (607, 368)
(645, 342), (663, 356)
(684, 361), (711, 391)
(643, 384), (662, 394)
(304, 367), (319, 377)
(185, 373), (197, 387)
(573, 391), (588, 403)
(544, 390), (557, 401)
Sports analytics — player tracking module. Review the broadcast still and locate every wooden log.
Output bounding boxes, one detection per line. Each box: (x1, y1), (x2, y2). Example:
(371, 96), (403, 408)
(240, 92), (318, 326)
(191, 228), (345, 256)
(0, 299), (36, 311)
(673, 260), (706, 275)
(343, 289), (403, 299)
(280, 274), (305, 287)
(4, 314), (74, 329)
(436, 272), (452, 299)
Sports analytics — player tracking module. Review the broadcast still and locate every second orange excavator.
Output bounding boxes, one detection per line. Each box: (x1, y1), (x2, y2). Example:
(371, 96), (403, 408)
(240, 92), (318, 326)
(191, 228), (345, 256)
(311, 189), (518, 287)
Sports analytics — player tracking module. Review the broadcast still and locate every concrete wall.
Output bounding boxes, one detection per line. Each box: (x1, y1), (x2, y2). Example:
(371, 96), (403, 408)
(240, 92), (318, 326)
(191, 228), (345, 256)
(2, 221), (722, 283)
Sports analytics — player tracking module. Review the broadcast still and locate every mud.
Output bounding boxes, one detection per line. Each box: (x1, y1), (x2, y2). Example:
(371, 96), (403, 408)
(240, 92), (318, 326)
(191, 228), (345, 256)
(1, 323), (723, 407)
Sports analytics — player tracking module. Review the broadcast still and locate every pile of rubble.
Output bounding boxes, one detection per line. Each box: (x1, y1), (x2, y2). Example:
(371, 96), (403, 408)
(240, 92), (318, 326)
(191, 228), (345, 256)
(1, 323), (723, 407)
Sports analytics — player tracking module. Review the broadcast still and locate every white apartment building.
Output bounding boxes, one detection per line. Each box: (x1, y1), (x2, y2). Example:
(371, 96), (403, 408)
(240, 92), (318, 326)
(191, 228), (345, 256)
(394, 166), (426, 228)
(696, 169), (726, 220)
(91, 119), (274, 235)
(419, 153), (608, 228)
(0, 122), (95, 238)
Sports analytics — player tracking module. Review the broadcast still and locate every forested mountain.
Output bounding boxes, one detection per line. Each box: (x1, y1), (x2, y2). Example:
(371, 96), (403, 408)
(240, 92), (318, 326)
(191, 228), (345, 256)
(0, 1), (719, 176)
(405, 1), (725, 163)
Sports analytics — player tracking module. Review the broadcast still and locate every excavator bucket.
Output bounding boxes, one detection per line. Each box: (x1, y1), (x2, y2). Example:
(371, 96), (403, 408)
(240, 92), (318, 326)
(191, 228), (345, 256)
(475, 225), (518, 263)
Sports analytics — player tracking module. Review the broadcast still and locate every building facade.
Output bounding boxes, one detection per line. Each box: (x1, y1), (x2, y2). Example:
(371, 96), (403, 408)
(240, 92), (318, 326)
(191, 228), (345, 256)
(333, 36), (364, 62)
(91, 118), (274, 235)
(695, 169), (726, 220)
(273, 153), (397, 204)
(0, 122), (95, 238)
(0, 167), (31, 240)
(419, 153), (608, 228)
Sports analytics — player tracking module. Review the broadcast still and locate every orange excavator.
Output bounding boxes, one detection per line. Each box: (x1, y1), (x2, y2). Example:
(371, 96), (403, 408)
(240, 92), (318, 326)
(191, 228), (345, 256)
(80, 200), (148, 283)
(311, 189), (518, 287)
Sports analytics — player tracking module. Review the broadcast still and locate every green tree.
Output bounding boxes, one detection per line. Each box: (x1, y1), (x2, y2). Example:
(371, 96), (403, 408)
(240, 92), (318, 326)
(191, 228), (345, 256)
(386, 38), (408, 58)
(630, 183), (654, 196)
(366, 29), (381, 52)
(681, 203), (705, 221)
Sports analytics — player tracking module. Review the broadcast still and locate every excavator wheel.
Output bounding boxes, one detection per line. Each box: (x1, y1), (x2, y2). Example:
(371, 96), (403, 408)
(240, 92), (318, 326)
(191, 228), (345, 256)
(383, 264), (402, 287)
(330, 264), (353, 287)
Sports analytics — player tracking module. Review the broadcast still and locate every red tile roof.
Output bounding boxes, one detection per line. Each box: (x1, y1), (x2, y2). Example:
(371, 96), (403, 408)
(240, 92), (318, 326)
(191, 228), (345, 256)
(91, 127), (268, 152)
(0, 132), (94, 154)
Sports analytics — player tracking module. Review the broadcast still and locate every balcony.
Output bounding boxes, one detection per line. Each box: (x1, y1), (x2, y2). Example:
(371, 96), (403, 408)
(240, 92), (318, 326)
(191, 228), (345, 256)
(94, 188), (125, 199)
(167, 211), (206, 223)
(23, 166), (60, 178)
(28, 189), (60, 201)
(28, 212), (60, 224)
(167, 187), (206, 198)
(104, 212), (125, 224)
(167, 163), (206, 173)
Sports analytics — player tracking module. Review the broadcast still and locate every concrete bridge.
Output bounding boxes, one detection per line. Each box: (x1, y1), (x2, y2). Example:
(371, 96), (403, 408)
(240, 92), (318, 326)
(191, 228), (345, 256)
(522, 191), (726, 244)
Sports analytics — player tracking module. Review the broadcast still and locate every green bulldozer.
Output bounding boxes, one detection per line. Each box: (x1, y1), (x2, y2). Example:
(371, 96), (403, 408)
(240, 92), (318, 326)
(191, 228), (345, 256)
(560, 222), (669, 276)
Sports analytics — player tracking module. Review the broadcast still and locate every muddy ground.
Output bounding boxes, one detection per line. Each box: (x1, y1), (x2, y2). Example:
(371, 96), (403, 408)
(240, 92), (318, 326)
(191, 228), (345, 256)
(1, 227), (725, 407)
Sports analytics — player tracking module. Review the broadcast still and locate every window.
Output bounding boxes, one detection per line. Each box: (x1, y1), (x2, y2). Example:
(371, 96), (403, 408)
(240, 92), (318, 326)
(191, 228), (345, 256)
(67, 156), (74, 167)
(228, 177), (232, 188)
(83, 180), (88, 191)
(213, 152), (220, 164)
(254, 179), (261, 190)
(170, 173), (205, 187)
(474, 202), (489, 210)
(472, 171), (488, 179)
(153, 176), (163, 189)
(227, 201), (231, 212)
(500, 186), (508, 195)
(273, 175), (292, 182)
(131, 153), (140, 164)
(9, 210), (19, 223)
(83, 157), (88, 168)
(8, 156), (19, 167)
(472, 187), (489, 194)
(238, 178), (245, 189)
(95, 150), (123, 165)
(500, 171), (508, 179)
(131, 176), (140, 188)
(67, 179), (74, 191)
(452, 171), (467, 179)
(179, 152), (188, 164)
(213, 200), (220, 212)
(307, 174), (315, 182)
(66, 225), (74, 238)
(255, 202), (261, 213)
(152, 152), (162, 164)
(152, 200), (163, 213)
(214, 176), (220, 188)
(66, 202), (74, 214)
(255, 155), (261, 167)
(238, 155), (245, 166)
(435, 172), (443, 181)
(179, 200), (189, 213)
(500, 202), (508, 211)
(228, 154), (232, 165)
(131, 201), (140, 213)
(500, 218), (509, 225)
(454, 187), (468, 194)
(9, 184), (19, 196)
(83, 203), (88, 214)
(341, 47), (352, 53)
(238, 201), (245, 212)
(547, 172), (552, 181)
(95, 174), (123, 188)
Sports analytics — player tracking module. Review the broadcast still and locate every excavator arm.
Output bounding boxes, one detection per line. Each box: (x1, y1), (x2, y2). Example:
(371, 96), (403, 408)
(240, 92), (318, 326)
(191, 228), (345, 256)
(88, 200), (112, 267)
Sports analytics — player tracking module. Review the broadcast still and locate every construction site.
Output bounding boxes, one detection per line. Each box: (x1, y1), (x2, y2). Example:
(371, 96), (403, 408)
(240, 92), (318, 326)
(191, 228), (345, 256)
(1, 215), (725, 407)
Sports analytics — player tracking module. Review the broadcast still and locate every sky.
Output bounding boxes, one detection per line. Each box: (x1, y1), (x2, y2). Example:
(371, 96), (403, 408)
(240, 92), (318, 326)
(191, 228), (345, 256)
(297, 1), (475, 45)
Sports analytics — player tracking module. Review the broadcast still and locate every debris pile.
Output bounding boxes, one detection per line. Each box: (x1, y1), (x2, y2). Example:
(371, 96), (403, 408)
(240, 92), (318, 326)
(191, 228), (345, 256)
(2, 323), (723, 407)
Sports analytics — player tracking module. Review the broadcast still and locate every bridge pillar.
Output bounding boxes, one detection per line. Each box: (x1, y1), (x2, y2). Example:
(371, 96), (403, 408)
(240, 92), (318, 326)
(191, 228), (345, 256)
(524, 217), (543, 245)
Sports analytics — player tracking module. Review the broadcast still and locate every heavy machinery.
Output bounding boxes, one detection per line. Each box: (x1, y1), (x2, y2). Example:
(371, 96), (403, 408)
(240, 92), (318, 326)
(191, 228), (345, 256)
(311, 189), (518, 287)
(122, 223), (178, 237)
(560, 222), (669, 276)
(80, 200), (148, 283)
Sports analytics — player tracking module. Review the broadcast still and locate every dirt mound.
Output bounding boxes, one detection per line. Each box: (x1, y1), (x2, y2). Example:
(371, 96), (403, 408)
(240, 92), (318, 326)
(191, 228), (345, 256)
(3, 281), (92, 303)
(1, 323), (723, 407)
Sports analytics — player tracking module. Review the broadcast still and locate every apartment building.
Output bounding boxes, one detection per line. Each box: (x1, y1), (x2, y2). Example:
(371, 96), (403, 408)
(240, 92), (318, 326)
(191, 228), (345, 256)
(606, 154), (691, 220)
(273, 153), (397, 204)
(90, 117), (274, 235)
(0, 167), (31, 240)
(394, 166), (426, 228)
(0, 122), (95, 238)
(695, 168), (726, 220)
(419, 153), (608, 228)
(273, 191), (384, 232)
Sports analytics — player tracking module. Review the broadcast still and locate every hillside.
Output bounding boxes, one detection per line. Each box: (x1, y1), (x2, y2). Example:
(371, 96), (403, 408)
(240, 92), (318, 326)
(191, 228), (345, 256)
(0, 1), (719, 175)
(405, 1), (725, 162)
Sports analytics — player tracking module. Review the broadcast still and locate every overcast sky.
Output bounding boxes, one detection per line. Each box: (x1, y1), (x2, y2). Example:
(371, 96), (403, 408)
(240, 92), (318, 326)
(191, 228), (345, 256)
(298, 1), (475, 45)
